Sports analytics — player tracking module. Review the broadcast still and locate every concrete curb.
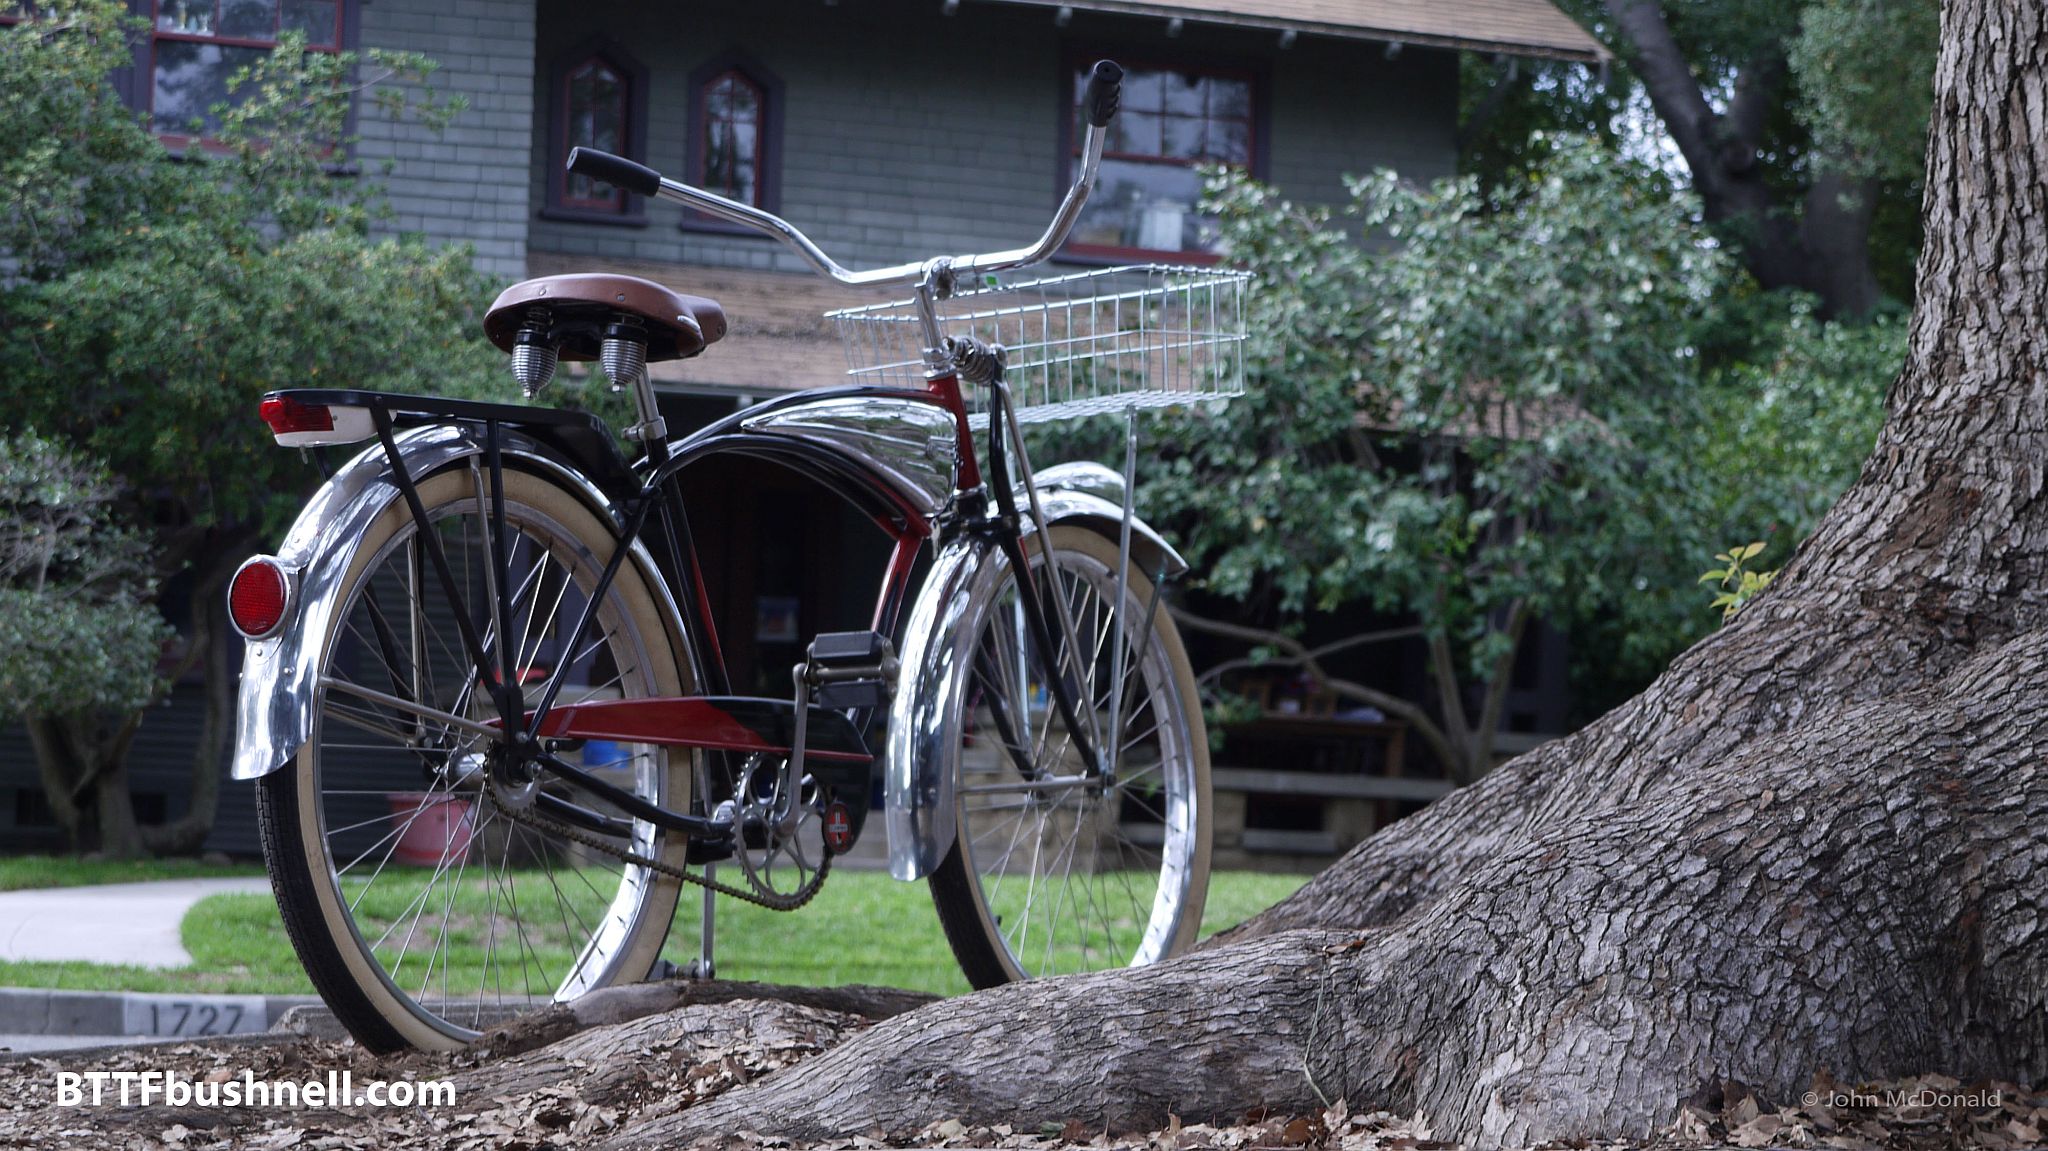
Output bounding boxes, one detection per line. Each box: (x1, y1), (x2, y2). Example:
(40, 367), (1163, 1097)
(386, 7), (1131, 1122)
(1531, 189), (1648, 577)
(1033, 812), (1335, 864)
(0, 987), (319, 1042)
(0, 987), (551, 1057)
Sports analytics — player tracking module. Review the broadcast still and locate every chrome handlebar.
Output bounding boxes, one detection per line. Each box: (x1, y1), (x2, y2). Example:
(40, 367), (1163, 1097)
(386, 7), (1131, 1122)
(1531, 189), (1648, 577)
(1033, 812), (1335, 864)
(566, 61), (1124, 294)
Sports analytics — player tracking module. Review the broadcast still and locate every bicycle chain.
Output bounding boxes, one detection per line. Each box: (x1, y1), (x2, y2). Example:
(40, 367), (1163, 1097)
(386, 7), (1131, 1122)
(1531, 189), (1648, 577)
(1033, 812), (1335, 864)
(486, 780), (830, 912)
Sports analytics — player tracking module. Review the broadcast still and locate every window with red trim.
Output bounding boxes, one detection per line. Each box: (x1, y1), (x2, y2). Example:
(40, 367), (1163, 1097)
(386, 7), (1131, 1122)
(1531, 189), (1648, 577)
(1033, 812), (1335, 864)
(697, 70), (763, 206)
(542, 42), (647, 224)
(1068, 62), (1255, 260)
(147, 0), (344, 143)
(561, 56), (629, 211)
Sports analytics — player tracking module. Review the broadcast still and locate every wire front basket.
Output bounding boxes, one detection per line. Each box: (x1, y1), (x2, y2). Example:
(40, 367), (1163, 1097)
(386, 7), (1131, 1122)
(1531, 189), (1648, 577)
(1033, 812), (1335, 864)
(828, 264), (1251, 424)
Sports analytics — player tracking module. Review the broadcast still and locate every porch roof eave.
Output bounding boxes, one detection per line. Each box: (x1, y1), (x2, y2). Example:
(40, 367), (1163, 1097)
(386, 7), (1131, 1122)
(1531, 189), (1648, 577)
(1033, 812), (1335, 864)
(971, 0), (1610, 64)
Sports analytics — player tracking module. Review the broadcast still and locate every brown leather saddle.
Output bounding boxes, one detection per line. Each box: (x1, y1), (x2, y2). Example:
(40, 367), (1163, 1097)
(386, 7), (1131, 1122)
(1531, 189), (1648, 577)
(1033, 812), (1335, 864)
(484, 274), (728, 362)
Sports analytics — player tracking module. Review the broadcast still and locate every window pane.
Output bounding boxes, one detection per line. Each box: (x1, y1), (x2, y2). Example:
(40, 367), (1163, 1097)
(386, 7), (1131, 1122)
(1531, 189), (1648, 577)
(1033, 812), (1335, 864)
(565, 62), (624, 205)
(1209, 118), (1251, 165)
(704, 120), (758, 202)
(1162, 73), (1205, 118)
(218, 0), (279, 40)
(1211, 78), (1252, 121)
(1115, 111), (1161, 156)
(153, 41), (268, 135)
(156, 1), (212, 33)
(1161, 114), (1203, 160)
(726, 76), (759, 123)
(282, 0), (338, 46)
(705, 122), (731, 193)
(1073, 159), (1211, 253)
(701, 72), (761, 204)
(727, 121), (757, 202)
(1121, 69), (1164, 115)
(569, 65), (622, 149)
(1068, 62), (1248, 251)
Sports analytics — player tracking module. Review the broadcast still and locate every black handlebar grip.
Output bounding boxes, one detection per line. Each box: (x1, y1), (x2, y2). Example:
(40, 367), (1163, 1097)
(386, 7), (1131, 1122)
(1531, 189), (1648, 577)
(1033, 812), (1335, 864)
(1082, 60), (1124, 128)
(566, 147), (661, 198)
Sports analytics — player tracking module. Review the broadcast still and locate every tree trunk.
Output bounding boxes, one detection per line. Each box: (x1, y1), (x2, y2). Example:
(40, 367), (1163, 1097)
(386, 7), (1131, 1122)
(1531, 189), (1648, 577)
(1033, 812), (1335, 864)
(141, 548), (241, 855)
(24, 715), (88, 849)
(25, 711), (144, 856)
(92, 752), (144, 859)
(1604, 0), (1885, 318)
(600, 3), (2048, 1146)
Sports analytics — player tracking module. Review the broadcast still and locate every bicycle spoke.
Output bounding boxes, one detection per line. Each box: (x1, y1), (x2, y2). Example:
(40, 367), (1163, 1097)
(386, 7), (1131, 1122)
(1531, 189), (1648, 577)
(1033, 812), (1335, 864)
(282, 474), (685, 1045)
(942, 531), (1203, 983)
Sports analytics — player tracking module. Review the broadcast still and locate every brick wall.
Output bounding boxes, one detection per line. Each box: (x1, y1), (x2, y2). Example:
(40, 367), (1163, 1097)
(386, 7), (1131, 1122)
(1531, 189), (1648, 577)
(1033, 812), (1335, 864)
(357, 0), (537, 282)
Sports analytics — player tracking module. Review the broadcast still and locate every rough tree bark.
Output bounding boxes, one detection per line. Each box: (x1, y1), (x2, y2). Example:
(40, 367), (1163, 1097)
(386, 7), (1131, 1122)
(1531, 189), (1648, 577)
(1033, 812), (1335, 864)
(591, 3), (2046, 1146)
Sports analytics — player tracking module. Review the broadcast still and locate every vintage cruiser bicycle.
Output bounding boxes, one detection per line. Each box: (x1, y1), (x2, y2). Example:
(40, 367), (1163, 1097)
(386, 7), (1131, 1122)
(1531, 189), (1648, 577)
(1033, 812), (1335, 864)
(227, 61), (1249, 1051)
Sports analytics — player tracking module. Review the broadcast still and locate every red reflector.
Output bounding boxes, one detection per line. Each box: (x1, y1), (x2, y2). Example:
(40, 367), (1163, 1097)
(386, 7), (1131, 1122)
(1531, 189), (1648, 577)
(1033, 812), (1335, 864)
(228, 559), (290, 638)
(259, 396), (334, 435)
(822, 802), (854, 854)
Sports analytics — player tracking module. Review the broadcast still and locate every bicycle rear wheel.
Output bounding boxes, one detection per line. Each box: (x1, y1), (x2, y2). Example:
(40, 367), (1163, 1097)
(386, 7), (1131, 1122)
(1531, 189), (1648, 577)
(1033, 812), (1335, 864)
(929, 525), (1211, 985)
(256, 465), (691, 1051)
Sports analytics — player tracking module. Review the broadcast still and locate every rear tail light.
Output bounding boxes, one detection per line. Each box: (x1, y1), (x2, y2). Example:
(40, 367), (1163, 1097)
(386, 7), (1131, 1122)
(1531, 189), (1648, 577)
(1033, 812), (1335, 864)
(258, 395), (374, 446)
(228, 556), (294, 639)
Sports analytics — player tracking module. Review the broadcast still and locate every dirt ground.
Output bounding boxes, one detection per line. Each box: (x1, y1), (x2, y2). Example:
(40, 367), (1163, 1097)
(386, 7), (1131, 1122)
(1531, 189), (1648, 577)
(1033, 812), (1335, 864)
(0, 997), (2038, 1151)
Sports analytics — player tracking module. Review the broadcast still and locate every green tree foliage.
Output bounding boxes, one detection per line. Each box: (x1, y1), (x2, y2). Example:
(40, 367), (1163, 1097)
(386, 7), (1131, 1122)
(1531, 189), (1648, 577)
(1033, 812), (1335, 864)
(0, 3), (499, 549)
(1464, 0), (1939, 315)
(0, 431), (173, 852)
(1118, 141), (1895, 781)
(1787, 0), (1942, 183)
(0, 432), (168, 718)
(1574, 301), (1898, 707)
(0, 2), (526, 854)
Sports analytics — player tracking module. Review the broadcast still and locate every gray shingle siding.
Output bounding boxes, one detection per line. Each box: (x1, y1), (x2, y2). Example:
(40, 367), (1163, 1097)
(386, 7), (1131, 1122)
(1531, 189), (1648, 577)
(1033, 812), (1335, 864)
(358, 0), (536, 282)
(522, 0), (1456, 277)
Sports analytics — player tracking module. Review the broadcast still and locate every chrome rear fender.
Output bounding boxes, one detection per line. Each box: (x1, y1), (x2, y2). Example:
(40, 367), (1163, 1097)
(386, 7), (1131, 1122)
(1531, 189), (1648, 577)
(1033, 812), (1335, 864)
(883, 465), (1187, 880)
(232, 426), (679, 780)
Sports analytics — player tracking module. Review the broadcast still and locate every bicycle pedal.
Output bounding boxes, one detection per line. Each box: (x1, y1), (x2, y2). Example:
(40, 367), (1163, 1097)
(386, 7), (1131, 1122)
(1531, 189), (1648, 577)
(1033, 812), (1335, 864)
(799, 631), (899, 709)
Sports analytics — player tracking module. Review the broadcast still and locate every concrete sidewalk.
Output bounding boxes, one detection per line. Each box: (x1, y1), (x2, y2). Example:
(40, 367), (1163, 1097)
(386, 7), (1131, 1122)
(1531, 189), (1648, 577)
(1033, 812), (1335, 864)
(0, 877), (274, 968)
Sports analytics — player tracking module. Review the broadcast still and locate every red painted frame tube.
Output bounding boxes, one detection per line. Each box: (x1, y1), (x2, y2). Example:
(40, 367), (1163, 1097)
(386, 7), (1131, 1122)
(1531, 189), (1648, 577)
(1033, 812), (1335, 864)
(531, 698), (871, 764)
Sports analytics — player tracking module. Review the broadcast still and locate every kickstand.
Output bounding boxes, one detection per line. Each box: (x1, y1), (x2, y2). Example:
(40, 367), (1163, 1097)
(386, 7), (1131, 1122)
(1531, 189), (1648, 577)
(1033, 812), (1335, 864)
(683, 865), (716, 980)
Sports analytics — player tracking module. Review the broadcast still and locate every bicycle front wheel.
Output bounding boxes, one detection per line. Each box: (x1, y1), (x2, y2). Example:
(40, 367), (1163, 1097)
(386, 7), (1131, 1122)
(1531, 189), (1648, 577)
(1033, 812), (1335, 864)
(929, 525), (1211, 985)
(256, 465), (692, 1052)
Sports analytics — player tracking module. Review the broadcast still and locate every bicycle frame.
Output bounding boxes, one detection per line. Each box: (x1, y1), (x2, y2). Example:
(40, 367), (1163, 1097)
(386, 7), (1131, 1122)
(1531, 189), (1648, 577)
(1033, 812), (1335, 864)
(231, 374), (1185, 874)
(232, 59), (1189, 879)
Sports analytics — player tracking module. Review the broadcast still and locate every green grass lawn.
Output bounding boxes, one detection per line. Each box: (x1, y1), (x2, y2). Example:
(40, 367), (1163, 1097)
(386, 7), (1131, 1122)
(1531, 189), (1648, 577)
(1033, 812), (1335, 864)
(0, 865), (1309, 997)
(0, 854), (265, 892)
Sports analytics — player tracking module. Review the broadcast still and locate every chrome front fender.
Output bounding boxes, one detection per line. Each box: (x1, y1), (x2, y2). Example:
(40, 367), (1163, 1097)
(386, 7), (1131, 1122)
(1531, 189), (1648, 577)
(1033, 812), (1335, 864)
(882, 464), (1187, 880)
(883, 533), (990, 880)
(232, 425), (653, 781)
(1020, 461), (1189, 581)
